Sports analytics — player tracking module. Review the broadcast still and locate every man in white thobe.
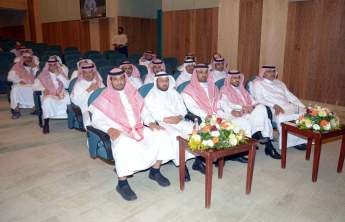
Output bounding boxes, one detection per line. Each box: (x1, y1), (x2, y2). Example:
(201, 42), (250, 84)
(210, 55), (228, 83)
(89, 68), (175, 201)
(8, 52), (39, 119)
(252, 65), (306, 150)
(175, 58), (195, 88)
(139, 51), (156, 68)
(119, 60), (143, 89)
(145, 71), (207, 181)
(112, 26), (128, 57)
(36, 56), (70, 134)
(70, 62), (104, 128)
(182, 64), (251, 163)
(219, 70), (281, 159)
(143, 58), (166, 84)
(177, 53), (197, 72)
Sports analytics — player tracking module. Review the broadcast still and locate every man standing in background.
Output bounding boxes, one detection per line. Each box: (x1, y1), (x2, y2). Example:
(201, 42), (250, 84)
(112, 26), (128, 57)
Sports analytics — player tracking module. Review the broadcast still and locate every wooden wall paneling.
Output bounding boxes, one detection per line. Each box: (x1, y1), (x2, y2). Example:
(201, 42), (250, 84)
(237, 0), (263, 79)
(283, 0), (345, 105)
(163, 8), (218, 64)
(194, 8), (218, 64)
(42, 20), (90, 53)
(118, 16), (157, 55)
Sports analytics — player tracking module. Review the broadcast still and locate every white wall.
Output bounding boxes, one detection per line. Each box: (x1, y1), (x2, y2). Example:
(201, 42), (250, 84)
(162, 0), (219, 11)
(117, 0), (162, 18)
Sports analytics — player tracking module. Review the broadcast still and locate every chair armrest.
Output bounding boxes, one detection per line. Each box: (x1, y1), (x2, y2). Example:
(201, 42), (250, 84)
(184, 111), (201, 124)
(86, 126), (113, 160)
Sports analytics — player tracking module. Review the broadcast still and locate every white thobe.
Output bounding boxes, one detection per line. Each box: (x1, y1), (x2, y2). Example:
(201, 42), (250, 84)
(70, 79), (104, 127)
(35, 72), (70, 119)
(89, 92), (175, 177)
(218, 86), (273, 139)
(211, 70), (227, 83)
(139, 59), (151, 69)
(182, 83), (252, 137)
(112, 34), (128, 46)
(145, 87), (195, 165)
(253, 79), (306, 149)
(7, 66), (38, 109)
(175, 71), (192, 88)
(128, 76), (143, 89)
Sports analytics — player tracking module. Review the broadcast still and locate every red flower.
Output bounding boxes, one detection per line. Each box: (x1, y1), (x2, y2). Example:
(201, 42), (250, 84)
(211, 125), (218, 131)
(216, 117), (222, 124)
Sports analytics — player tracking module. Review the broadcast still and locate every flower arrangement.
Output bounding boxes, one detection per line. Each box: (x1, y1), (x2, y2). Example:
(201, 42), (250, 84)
(295, 105), (340, 132)
(188, 115), (248, 151)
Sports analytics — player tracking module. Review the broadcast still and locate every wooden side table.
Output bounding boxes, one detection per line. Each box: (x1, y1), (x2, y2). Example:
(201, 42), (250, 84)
(177, 136), (257, 208)
(281, 122), (345, 182)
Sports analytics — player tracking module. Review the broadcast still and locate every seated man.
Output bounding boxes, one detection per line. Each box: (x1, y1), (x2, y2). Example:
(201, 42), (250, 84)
(71, 59), (101, 80)
(8, 52), (39, 119)
(89, 68), (175, 201)
(119, 60), (143, 89)
(139, 50), (156, 68)
(219, 70), (281, 159)
(175, 58), (195, 87)
(13, 47), (39, 65)
(36, 56), (70, 134)
(70, 61), (104, 128)
(177, 53), (197, 72)
(252, 65), (306, 150)
(182, 64), (251, 163)
(209, 54), (228, 83)
(145, 71), (204, 181)
(143, 58), (166, 84)
(10, 41), (24, 57)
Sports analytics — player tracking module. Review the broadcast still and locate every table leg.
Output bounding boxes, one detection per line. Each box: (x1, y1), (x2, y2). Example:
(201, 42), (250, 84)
(205, 157), (213, 208)
(337, 135), (345, 173)
(281, 124), (288, 169)
(312, 138), (322, 182)
(218, 158), (224, 179)
(306, 138), (313, 160)
(179, 138), (186, 191)
(246, 143), (256, 194)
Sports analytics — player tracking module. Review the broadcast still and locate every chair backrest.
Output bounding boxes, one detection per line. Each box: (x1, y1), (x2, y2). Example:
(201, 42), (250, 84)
(98, 65), (113, 85)
(0, 52), (15, 66)
(88, 87), (106, 106)
(215, 78), (225, 89)
(109, 54), (126, 66)
(173, 70), (181, 80)
(103, 50), (123, 59)
(65, 53), (82, 62)
(93, 58), (110, 67)
(135, 64), (148, 81)
(176, 81), (190, 93)
(128, 53), (141, 64)
(245, 74), (257, 95)
(68, 77), (78, 94)
(84, 50), (101, 59)
(66, 60), (78, 71)
(163, 57), (178, 73)
(88, 53), (105, 61)
(64, 47), (79, 53)
(138, 83), (154, 97)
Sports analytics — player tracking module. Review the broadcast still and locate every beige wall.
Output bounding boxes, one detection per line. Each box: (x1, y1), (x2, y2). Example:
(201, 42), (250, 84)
(217, 0), (240, 69)
(162, 0), (219, 11)
(217, 0), (290, 76)
(259, 0), (289, 79)
(40, 0), (81, 23)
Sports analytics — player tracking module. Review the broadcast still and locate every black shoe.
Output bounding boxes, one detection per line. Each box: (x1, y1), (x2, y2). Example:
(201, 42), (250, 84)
(116, 184), (137, 201)
(294, 144), (307, 151)
(43, 119), (50, 134)
(185, 167), (191, 182)
(149, 170), (170, 187)
(230, 156), (248, 163)
(192, 159), (206, 175)
(11, 110), (21, 119)
(265, 143), (281, 159)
